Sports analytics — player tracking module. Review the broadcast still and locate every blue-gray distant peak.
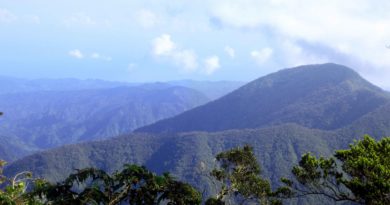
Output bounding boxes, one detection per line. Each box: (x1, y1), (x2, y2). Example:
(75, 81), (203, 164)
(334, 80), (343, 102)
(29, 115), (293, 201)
(137, 63), (390, 133)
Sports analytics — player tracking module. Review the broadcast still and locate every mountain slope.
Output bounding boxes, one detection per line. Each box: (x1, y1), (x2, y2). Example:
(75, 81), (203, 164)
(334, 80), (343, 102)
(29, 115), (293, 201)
(0, 84), (209, 160)
(137, 63), (390, 133)
(169, 80), (245, 100)
(5, 63), (390, 204)
(7, 119), (390, 202)
(4, 124), (338, 188)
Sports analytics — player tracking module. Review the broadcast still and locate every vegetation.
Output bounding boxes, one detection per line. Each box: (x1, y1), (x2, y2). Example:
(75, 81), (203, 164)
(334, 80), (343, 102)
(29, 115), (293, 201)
(206, 145), (280, 205)
(1, 163), (201, 205)
(26, 164), (201, 205)
(2, 64), (390, 204)
(5, 125), (336, 186)
(0, 85), (209, 161)
(2, 135), (390, 204)
(277, 135), (390, 205)
(137, 63), (390, 133)
(0, 160), (33, 205)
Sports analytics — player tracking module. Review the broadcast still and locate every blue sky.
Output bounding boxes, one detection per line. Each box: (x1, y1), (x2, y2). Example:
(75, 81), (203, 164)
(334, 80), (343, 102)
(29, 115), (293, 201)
(1, 0), (390, 89)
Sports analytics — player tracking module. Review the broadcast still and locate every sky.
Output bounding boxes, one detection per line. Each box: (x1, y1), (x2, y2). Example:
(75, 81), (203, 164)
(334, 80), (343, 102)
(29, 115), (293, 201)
(1, 0), (390, 89)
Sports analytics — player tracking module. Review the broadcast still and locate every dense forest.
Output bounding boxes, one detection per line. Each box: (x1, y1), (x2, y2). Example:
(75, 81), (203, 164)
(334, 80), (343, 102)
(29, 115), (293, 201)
(2, 64), (390, 204)
(1, 135), (389, 204)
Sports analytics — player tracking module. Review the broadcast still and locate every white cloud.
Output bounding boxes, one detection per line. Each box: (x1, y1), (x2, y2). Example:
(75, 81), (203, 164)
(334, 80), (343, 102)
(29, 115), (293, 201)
(203, 56), (221, 75)
(64, 13), (101, 27)
(91, 52), (112, 61)
(0, 9), (40, 24)
(69, 49), (84, 59)
(172, 50), (198, 72)
(211, 0), (390, 74)
(281, 40), (328, 67)
(211, 0), (265, 28)
(0, 8), (17, 23)
(251, 48), (273, 65)
(224, 46), (235, 58)
(152, 34), (176, 56)
(152, 34), (198, 72)
(136, 9), (158, 29)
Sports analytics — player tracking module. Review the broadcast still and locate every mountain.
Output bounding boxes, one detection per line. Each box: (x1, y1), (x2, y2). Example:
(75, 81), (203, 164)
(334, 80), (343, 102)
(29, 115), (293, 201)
(0, 76), (138, 94)
(137, 63), (390, 133)
(0, 76), (244, 100)
(0, 84), (209, 161)
(6, 119), (390, 203)
(0, 135), (33, 162)
(4, 124), (339, 190)
(5, 63), (390, 204)
(168, 80), (245, 100)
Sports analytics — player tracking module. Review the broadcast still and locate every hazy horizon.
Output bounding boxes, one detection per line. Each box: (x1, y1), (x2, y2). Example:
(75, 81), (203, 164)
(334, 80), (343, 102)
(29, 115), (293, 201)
(1, 0), (390, 89)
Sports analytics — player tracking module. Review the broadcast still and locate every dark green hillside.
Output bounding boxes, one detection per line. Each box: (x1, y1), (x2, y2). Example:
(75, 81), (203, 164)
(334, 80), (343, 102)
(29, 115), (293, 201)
(5, 63), (390, 204)
(5, 124), (337, 190)
(137, 63), (390, 133)
(0, 85), (208, 160)
(337, 102), (390, 142)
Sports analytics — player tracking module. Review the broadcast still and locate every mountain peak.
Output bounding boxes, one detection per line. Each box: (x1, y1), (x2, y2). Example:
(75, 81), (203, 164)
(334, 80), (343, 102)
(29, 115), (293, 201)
(246, 63), (371, 92)
(137, 63), (389, 133)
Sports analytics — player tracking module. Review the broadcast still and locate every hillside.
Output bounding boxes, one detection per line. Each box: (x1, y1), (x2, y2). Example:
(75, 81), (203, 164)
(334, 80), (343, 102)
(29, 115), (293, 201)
(169, 80), (245, 100)
(0, 84), (209, 160)
(4, 124), (338, 189)
(137, 63), (390, 133)
(6, 119), (390, 203)
(5, 63), (390, 204)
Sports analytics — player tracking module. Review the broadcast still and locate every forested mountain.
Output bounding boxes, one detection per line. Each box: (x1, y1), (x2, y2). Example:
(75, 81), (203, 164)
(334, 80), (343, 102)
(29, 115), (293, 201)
(4, 125), (338, 192)
(169, 80), (245, 100)
(137, 63), (390, 133)
(6, 119), (390, 204)
(0, 84), (209, 161)
(5, 63), (390, 205)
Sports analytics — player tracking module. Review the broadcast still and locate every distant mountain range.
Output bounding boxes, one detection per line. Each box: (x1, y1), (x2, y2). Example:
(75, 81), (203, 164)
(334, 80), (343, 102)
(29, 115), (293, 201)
(0, 76), (244, 100)
(4, 63), (390, 204)
(0, 78), (244, 161)
(0, 85), (209, 161)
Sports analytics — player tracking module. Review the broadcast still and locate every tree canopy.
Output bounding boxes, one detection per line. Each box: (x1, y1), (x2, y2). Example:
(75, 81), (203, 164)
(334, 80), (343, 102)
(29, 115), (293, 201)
(206, 145), (280, 205)
(27, 164), (201, 205)
(2, 135), (389, 204)
(277, 135), (390, 205)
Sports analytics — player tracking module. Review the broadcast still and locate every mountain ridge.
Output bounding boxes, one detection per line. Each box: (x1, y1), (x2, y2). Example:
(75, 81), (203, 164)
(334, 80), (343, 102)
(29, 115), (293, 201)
(136, 63), (390, 133)
(4, 63), (390, 204)
(0, 84), (209, 161)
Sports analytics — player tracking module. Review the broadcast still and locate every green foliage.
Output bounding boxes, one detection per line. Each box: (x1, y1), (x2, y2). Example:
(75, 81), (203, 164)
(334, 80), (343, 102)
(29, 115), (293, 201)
(335, 135), (390, 204)
(4, 125), (339, 204)
(278, 135), (390, 205)
(208, 145), (279, 205)
(205, 197), (224, 205)
(0, 160), (36, 205)
(27, 164), (201, 205)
